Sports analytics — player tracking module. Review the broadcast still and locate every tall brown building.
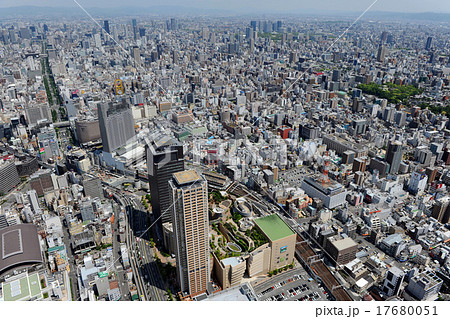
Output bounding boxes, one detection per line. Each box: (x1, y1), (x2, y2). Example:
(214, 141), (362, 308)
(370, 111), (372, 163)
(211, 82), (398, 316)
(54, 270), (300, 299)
(169, 170), (209, 297)
(431, 198), (450, 224)
(325, 236), (358, 267)
(30, 169), (53, 196)
(352, 157), (367, 173)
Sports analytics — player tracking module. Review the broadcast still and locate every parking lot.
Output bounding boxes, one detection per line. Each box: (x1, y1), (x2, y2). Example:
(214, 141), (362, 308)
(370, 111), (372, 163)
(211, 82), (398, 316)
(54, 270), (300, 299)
(252, 268), (331, 301)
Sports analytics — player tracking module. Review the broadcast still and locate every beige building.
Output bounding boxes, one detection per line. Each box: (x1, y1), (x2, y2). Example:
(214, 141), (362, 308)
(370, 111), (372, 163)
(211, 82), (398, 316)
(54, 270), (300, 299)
(247, 243), (271, 277)
(213, 254), (246, 290)
(325, 236), (358, 267)
(169, 170), (209, 297)
(254, 214), (296, 272)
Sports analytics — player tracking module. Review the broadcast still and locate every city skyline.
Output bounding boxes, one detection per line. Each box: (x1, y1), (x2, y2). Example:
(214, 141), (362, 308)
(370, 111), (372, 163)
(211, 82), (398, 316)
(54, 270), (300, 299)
(0, 0), (449, 306)
(0, 0), (449, 14)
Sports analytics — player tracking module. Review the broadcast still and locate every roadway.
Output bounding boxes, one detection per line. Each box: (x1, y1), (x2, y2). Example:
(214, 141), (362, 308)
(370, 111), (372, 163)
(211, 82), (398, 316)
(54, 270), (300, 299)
(135, 238), (167, 301)
(127, 194), (167, 301)
(111, 203), (131, 301)
(61, 219), (80, 301)
(110, 189), (148, 301)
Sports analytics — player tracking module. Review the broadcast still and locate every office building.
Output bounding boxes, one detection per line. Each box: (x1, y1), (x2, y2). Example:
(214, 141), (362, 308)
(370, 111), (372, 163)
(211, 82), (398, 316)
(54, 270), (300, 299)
(342, 151), (356, 165)
(381, 266), (405, 297)
(380, 31), (388, 43)
(37, 127), (60, 162)
(0, 160), (20, 196)
(431, 197), (450, 224)
(169, 170), (209, 297)
(408, 171), (428, 195)
(98, 99), (135, 153)
(352, 157), (367, 173)
(425, 36), (433, 50)
(132, 46), (141, 66)
(132, 19), (137, 40)
(103, 20), (110, 34)
(351, 119), (367, 136)
(30, 169), (53, 196)
(83, 175), (104, 200)
(383, 107), (395, 123)
(332, 69), (341, 82)
(325, 236), (358, 267)
(394, 111), (407, 127)
(147, 137), (184, 229)
(406, 270), (443, 301)
(377, 45), (387, 62)
(386, 141), (402, 175)
(170, 18), (178, 31)
(301, 175), (347, 209)
(27, 190), (41, 214)
(80, 198), (95, 222)
(75, 119), (101, 144)
(300, 124), (319, 140)
(25, 105), (51, 125)
(322, 134), (368, 158)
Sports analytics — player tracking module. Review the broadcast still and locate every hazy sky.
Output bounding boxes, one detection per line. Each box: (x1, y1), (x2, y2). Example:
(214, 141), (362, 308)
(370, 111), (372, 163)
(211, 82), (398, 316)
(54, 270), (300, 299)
(1, 0), (449, 13)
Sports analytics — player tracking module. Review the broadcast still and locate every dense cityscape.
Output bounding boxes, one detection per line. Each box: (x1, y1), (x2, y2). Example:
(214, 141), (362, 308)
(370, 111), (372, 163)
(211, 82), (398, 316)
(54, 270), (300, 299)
(0, 4), (450, 303)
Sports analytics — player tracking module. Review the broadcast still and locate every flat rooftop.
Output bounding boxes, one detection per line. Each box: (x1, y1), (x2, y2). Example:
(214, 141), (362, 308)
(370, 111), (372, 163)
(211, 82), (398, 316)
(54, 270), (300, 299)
(254, 214), (295, 242)
(173, 170), (202, 185)
(2, 272), (42, 301)
(221, 256), (244, 267)
(205, 283), (257, 301)
(332, 237), (357, 251)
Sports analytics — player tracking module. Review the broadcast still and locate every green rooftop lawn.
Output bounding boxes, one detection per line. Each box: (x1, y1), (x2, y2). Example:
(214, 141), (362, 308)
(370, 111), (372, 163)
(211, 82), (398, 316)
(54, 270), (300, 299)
(254, 214), (294, 242)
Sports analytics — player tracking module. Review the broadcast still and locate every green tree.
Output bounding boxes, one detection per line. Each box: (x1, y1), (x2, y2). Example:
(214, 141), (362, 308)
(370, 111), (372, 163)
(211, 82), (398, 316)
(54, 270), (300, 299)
(51, 109), (57, 122)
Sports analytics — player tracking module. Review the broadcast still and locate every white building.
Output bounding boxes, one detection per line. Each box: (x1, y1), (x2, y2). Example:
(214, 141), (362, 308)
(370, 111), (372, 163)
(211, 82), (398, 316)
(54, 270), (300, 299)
(381, 266), (404, 298)
(408, 171), (428, 195)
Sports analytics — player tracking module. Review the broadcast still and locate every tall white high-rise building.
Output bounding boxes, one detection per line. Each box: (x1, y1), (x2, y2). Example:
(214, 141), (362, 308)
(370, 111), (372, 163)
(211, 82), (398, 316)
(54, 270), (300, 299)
(98, 99), (135, 153)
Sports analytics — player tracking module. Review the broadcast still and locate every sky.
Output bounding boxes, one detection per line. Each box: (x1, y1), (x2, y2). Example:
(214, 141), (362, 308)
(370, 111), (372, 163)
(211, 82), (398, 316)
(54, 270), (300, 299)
(0, 0), (449, 14)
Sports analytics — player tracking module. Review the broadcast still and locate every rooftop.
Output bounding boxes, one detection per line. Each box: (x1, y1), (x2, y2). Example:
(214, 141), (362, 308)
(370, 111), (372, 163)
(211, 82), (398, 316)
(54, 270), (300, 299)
(0, 224), (43, 275)
(254, 214), (294, 242)
(205, 283), (257, 301)
(173, 169), (202, 185)
(1, 272), (42, 301)
(331, 237), (358, 251)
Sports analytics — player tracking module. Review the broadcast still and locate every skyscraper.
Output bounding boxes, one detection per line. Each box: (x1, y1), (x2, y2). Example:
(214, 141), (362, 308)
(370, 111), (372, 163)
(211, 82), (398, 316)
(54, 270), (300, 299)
(377, 45), (387, 62)
(386, 141), (402, 175)
(98, 99), (135, 153)
(0, 160), (20, 195)
(380, 31), (388, 43)
(169, 170), (209, 296)
(103, 20), (110, 34)
(332, 69), (341, 82)
(147, 137), (185, 230)
(132, 46), (141, 66)
(425, 36), (433, 50)
(132, 19), (137, 40)
(170, 18), (178, 31)
(431, 197), (450, 224)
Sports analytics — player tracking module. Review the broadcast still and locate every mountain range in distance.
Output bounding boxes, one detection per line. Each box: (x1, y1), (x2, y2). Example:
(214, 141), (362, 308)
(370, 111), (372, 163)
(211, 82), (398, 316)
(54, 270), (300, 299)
(0, 5), (449, 23)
